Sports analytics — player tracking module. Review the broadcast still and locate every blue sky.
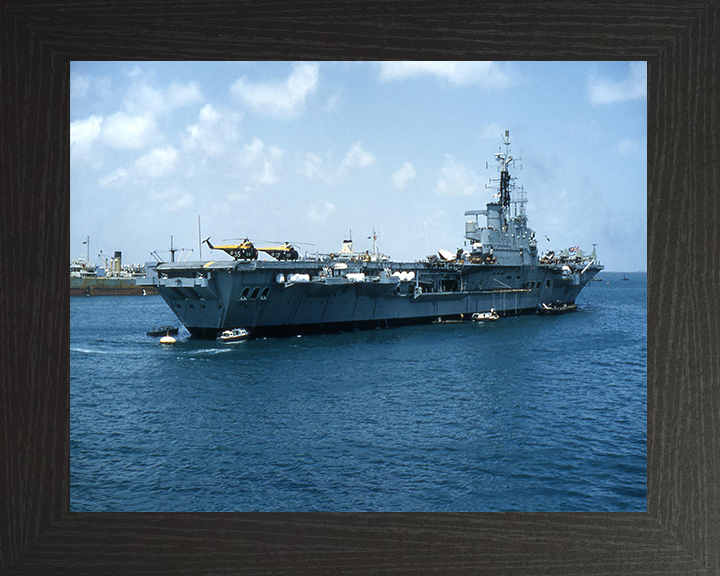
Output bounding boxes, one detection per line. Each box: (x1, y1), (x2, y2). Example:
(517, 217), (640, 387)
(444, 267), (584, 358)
(71, 61), (646, 271)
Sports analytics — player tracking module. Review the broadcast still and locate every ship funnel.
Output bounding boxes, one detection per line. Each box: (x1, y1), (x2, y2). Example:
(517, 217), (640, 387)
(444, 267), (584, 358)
(114, 251), (122, 272)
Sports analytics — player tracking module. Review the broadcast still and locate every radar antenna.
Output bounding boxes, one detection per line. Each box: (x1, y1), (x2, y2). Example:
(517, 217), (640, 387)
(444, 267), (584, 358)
(487, 130), (523, 229)
(498, 130), (512, 210)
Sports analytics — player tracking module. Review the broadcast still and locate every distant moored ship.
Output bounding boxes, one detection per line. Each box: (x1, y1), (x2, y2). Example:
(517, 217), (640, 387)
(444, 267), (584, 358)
(71, 238), (156, 296)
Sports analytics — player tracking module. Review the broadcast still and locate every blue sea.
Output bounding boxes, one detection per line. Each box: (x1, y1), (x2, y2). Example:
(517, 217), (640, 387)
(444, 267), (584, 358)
(70, 272), (647, 512)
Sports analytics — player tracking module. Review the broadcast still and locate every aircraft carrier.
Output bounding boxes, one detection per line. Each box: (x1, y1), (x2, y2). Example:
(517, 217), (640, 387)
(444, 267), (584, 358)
(140, 131), (603, 338)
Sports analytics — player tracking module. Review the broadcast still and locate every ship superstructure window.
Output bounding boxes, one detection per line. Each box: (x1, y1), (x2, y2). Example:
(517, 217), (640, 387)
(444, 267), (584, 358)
(260, 287), (270, 300)
(239, 287), (250, 300)
(250, 287), (260, 300)
(546, 280), (551, 288)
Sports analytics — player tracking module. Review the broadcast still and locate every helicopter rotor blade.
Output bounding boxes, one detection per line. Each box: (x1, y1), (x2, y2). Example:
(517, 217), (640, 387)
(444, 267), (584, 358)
(242, 238), (316, 247)
(220, 237), (315, 247)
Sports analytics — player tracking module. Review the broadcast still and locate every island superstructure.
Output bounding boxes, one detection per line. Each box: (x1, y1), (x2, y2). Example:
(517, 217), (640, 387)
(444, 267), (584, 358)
(140, 131), (603, 337)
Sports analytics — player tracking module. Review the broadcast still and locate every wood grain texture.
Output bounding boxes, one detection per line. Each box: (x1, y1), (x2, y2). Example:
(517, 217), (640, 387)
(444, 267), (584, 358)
(1, 1), (717, 574)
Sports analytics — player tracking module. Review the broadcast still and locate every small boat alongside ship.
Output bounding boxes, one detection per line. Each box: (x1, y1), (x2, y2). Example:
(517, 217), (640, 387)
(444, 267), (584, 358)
(537, 302), (578, 315)
(146, 326), (179, 337)
(217, 328), (251, 343)
(472, 309), (500, 322)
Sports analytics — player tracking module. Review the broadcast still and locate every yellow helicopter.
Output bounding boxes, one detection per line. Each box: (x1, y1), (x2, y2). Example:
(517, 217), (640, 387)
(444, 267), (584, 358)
(203, 238), (302, 261)
(203, 238), (258, 260)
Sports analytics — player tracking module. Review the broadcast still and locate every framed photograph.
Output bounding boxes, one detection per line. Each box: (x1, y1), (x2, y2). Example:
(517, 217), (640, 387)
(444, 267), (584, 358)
(2, 2), (717, 574)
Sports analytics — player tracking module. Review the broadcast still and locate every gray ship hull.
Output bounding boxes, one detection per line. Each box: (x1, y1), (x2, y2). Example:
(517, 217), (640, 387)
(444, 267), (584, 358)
(145, 260), (600, 338)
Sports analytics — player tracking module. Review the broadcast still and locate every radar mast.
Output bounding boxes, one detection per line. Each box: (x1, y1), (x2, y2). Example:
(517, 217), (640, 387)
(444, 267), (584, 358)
(498, 130), (512, 211)
(488, 130), (524, 229)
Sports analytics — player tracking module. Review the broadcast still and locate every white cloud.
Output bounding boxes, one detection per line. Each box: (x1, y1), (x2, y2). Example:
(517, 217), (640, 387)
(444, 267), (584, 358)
(379, 61), (515, 90)
(301, 153), (324, 180)
(167, 81), (204, 109)
(322, 91), (343, 113)
(307, 201), (336, 222)
(149, 187), (193, 212)
(340, 142), (376, 171)
(230, 62), (319, 117)
(237, 138), (284, 184)
(124, 80), (204, 116)
(227, 190), (249, 203)
(135, 146), (179, 178)
(71, 74), (91, 100)
(183, 104), (240, 157)
(435, 155), (481, 196)
(300, 142), (376, 184)
(102, 112), (157, 149)
(70, 115), (103, 159)
(589, 62), (647, 105)
(480, 123), (507, 140)
(163, 192), (193, 212)
(99, 168), (129, 188)
(391, 162), (416, 190)
(124, 84), (164, 116)
(71, 73), (113, 103)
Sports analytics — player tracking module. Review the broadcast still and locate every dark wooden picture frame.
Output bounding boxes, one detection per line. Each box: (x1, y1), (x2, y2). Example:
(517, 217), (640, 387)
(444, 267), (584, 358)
(2, 2), (717, 574)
